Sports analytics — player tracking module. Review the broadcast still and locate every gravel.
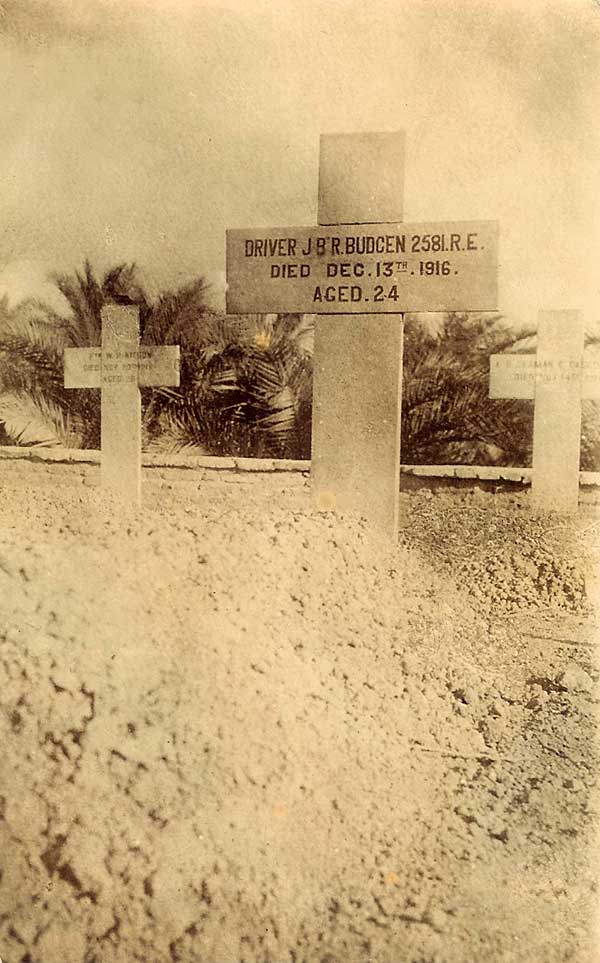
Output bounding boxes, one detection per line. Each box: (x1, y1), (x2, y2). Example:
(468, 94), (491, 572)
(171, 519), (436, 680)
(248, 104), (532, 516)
(0, 461), (599, 963)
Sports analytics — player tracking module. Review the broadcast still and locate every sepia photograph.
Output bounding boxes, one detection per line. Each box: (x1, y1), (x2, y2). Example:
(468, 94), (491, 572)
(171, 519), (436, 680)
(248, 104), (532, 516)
(0, 1), (599, 961)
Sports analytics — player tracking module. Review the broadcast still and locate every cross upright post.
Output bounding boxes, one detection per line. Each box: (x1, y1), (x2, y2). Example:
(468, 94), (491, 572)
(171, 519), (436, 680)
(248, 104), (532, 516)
(101, 304), (143, 501)
(311, 132), (405, 538)
(532, 311), (585, 513)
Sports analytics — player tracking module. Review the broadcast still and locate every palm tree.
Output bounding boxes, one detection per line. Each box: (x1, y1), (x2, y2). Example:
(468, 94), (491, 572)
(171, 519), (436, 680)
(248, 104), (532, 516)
(401, 312), (536, 465)
(401, 312), (600, 470)
(3, 270), (596, 470)
(145, 312), (314, 458)
(0, 262), (313, 458)
(0, 291), (88, 446)
(0, 261), (212, 449)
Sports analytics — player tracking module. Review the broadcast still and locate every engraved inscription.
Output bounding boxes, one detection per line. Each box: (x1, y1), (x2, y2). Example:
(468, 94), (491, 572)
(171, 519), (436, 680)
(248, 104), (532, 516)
(227, 220), (498, 313)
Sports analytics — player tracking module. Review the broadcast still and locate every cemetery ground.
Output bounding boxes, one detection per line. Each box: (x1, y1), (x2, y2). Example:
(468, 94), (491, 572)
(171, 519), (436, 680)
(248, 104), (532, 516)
(0, 458), (599, 963)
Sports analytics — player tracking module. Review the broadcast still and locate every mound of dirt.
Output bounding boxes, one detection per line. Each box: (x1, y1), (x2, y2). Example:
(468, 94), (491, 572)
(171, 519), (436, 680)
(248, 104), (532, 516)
(0, 472), (598, 963)
(400, 489), (596, 614)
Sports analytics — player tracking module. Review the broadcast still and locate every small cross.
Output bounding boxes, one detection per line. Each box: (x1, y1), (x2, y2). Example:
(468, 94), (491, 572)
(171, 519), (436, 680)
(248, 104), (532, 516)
(490, 310), (598, 513)
(64, 304), (180, 504)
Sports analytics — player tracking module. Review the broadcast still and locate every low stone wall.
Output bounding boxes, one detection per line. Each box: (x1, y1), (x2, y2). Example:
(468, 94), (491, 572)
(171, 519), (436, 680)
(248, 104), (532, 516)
(1, 445), (599, 495)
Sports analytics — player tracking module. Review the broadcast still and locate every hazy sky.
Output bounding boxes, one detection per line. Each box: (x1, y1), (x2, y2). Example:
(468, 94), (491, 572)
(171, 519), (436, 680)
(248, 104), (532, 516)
(0, 0), (599, 325)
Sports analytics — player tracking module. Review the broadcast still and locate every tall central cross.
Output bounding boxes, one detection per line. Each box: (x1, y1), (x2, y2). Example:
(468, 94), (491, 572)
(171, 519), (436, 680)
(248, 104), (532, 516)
(227, 131), (499, 539)
(64, 304), (180, 504)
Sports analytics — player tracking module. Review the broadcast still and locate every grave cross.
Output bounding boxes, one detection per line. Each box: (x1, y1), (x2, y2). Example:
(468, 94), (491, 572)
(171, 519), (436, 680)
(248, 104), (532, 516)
(227, 131), (499, 539)
(490, 310), (599, 513)
(64, 304), (180, 504)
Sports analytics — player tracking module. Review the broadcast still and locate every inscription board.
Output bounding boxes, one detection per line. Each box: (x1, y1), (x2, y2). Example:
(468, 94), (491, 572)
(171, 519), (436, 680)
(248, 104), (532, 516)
(226, 220), (498, 314)
(489, 351), (600, 400)
(64, 345), (180, 389)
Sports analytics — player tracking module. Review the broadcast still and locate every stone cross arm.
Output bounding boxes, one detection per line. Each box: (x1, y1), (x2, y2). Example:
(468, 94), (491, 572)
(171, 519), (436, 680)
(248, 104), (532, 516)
(490, 349), (600, 401)
(64, 345), (180, 389)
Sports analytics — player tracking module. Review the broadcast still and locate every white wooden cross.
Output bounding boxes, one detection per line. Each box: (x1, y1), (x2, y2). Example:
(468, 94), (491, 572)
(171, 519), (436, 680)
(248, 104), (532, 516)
(64, 304), (180, 504)
(490, 310), (599, 513)
(226, 131), (499, 539)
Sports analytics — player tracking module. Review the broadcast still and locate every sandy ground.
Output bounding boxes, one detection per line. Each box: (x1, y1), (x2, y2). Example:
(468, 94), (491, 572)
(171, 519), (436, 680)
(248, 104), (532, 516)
(1, 459), (599, 963)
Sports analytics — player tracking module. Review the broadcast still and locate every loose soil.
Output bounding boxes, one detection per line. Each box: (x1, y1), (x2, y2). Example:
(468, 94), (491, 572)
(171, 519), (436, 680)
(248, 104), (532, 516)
(1, 459), (599, 963)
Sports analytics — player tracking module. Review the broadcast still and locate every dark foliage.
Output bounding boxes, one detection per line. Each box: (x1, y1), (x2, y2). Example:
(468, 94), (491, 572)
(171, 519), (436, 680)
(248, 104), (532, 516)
(1, 267), (598, 469)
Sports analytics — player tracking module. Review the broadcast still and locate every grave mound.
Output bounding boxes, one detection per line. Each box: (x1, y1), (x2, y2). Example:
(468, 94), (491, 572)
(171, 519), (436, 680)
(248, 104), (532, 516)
(401, 490), (594, 614)
(0, 479), (597, 963)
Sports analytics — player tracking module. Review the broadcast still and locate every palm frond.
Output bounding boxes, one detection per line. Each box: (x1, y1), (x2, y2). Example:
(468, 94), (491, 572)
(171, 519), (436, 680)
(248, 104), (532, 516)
(0, 390), (84, 448)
